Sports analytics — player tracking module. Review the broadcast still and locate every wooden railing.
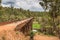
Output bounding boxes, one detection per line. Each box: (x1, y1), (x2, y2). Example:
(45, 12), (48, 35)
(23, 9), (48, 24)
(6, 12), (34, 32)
(0, 17), (33, 35)
(15, 17), (33, 35)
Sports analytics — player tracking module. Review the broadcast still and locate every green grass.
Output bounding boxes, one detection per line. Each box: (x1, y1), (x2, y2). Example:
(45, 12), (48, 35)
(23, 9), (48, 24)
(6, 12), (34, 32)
(33, 22), (41, 29)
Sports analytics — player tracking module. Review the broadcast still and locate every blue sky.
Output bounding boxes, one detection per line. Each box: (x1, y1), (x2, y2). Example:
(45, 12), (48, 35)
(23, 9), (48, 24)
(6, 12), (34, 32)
(1, 0), (44, 11)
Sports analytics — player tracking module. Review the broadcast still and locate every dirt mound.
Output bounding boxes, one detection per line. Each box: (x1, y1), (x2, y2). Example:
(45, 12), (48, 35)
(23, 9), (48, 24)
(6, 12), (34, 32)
(0, 30), (29, 40)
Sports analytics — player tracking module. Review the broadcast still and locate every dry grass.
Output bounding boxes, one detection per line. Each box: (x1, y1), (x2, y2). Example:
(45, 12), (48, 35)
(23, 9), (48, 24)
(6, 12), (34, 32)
(0, 30), (29, 40)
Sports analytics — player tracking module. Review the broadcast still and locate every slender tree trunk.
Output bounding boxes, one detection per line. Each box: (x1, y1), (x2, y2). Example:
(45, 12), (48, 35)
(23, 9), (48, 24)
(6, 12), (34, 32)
(0, 0), (1, 10)
(0, 0), (1, 6)
(52, 17), (56, 30)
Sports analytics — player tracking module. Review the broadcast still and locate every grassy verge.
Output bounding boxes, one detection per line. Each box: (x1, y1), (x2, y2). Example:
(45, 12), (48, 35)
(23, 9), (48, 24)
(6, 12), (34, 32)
(32, 22), (41, 29)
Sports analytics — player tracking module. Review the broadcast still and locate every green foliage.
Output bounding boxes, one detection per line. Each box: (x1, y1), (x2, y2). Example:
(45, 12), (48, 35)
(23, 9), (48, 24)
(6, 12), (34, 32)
(30, 31), (36, 38)
(0, 6), (45, 22)
(33, 22), (41, 29)
(39, 0), (60, 36)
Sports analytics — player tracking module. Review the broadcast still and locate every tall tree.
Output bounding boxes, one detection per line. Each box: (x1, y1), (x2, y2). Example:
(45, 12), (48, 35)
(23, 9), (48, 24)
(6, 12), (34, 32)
(3, 1), (16, 21)
(39, 0), (60, 32)
(0, 0), (1, 6)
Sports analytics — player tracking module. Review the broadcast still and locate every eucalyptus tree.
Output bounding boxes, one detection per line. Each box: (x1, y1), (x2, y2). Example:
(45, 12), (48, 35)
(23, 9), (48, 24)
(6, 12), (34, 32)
(0, 0), (2, 9)
(0, 0), (2, 19)
(27, 10), (31, 17)
(39, 0), (60, 30)
(3, 0), (16, 21)
(39, 0), (60, 36)
(5, 1), (15, 13)
(0, 0), (1, 6)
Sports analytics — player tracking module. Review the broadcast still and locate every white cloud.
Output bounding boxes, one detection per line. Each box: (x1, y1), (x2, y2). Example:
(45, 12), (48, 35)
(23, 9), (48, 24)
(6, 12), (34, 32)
(15, 0), (31, 9)
(1, 4), (10, 7)
(2, 0), (44, 11)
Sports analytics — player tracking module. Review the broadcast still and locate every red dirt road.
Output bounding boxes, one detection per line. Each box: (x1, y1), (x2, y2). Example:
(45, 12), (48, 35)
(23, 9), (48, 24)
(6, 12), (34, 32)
(0, 18), (31, 32)
(0, 17), (60, 40)
(34, 34), (60, 40)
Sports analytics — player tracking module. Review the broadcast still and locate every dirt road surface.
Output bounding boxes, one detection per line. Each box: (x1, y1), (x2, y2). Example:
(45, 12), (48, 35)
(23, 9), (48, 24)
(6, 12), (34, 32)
(0, 18), (30, 32)
(34, 34), (60, 40)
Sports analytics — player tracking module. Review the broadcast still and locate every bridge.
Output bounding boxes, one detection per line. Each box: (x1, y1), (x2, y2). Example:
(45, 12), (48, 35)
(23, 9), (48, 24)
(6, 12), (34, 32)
(0, 17), (33, 35)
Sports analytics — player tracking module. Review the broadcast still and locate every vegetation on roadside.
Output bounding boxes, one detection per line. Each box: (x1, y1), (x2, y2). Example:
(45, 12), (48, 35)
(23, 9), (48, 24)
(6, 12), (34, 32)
(33, 22), (41, 29)
(0, 0), (60, 39)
